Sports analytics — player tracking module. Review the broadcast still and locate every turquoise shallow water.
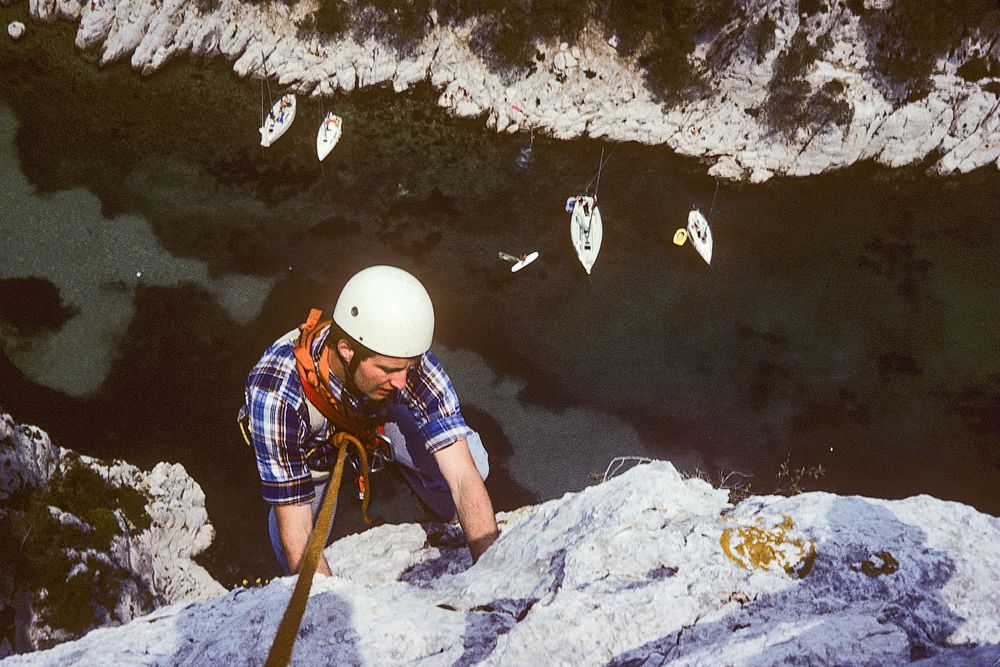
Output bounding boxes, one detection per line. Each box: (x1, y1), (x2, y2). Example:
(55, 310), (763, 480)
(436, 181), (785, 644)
(2, 12), (998, 581)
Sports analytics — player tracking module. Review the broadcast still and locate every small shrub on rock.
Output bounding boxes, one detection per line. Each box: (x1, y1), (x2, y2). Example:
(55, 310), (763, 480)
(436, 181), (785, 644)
(957, 56), (998, 83)
(4, 455), (154, 639)
(857, 0), (999, 103)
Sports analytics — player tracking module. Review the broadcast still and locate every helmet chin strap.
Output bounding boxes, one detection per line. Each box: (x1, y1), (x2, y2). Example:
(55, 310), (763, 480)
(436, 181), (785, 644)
(331, 343), (364, 396)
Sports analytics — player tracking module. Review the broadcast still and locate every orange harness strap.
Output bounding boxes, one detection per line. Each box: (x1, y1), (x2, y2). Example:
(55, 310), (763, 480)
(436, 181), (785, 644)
(293, 308), (384, 524)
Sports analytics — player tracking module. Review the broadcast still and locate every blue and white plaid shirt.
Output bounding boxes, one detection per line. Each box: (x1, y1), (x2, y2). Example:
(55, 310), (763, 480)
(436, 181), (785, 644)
(245, 324), (473, 505)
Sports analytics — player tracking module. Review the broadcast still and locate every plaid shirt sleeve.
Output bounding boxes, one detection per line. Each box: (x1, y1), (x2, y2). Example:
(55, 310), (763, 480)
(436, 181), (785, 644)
(407, 350), (474, 453)
(245, 336), (315, 506)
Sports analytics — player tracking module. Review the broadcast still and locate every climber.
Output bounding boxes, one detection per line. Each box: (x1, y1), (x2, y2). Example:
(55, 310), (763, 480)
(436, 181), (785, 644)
(242, 265), (499, 576)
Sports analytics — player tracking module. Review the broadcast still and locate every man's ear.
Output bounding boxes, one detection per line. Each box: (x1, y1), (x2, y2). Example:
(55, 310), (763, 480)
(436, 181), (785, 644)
(336, 339), (354, 365)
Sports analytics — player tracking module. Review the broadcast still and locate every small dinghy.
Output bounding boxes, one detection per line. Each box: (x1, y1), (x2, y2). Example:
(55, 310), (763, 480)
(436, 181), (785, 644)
(498, 250), (539, 273)
(687, 208), (713, 265)
(316, 112), (343, 161)
(260, 94), (296, 147)
(515, 130), (534, 169)
(570, 195), (603, 275)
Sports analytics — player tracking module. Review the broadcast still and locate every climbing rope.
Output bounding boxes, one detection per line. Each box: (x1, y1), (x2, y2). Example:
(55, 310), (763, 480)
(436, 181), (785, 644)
(264, 431), (369, 667)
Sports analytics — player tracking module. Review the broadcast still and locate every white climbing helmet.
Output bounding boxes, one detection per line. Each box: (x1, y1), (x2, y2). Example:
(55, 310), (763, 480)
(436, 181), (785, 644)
(333, 265), (435, 358)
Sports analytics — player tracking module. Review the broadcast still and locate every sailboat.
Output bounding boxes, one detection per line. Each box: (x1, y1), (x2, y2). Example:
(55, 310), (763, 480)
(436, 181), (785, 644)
(570, 195), (603, 275)
(260, 94), (296, 148)
(569, 147), (606, 275)
(687, 208), (713, 265)
(316, 112), (343, 161)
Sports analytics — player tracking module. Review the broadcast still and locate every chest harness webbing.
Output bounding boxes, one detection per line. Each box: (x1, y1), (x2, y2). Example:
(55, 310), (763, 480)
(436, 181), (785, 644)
(266, 309), (389, 667)
(292, 308), (390, 525)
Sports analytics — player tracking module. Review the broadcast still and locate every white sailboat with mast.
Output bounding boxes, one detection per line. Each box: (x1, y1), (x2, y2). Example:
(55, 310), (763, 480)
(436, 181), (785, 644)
(569, 147), (605, 275)
(257, 57), (296, 148)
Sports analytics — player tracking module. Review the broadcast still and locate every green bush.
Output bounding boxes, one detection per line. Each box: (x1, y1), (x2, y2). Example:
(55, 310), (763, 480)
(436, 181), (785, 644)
(799, 0), (823, 17)
(49, 456), (150, 534)
(844, 0), (866, 15)
(530, 0), (592, 42)
(84, 507), (122, 548)
(354, 0), (435, 55)
(752, 16), (778, 65)
(311, 1), (351, 38)
(773, 30), (820, 83)
(702, 7), (763, 71)
(640, 28), (702, 105)
(957, 56), (998, 82)
(601, 0), (664, 56)
(600, 0), (735, 103)
(468, 3), (537, 75)
(763, 78), (854, 139)
(857, 0), (999, 102)
(459, 0), (591, 76)
(760, 29), (854, 138)
(4, 456), (154, 635)
(763, 77), (812, 138)
(807, 79), (854, 130)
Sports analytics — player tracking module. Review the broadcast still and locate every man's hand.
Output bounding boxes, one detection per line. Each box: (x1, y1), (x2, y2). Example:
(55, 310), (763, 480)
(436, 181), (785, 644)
(274, 502), (333, 576)
(434, 439), (499, 562)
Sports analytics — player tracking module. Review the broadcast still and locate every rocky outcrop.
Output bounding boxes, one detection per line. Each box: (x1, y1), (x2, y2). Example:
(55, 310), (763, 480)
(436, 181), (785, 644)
(0, 412), (224, 657)
(5, 460), (999, 665)
(16, 0), (1000, 182)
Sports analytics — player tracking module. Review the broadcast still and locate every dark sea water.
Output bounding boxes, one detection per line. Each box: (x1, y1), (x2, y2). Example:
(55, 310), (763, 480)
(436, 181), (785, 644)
(2, 10), (998, 583)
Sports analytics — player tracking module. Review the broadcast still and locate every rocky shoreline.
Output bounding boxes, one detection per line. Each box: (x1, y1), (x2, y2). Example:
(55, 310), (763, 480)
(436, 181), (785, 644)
(12, 0), (1000, 183)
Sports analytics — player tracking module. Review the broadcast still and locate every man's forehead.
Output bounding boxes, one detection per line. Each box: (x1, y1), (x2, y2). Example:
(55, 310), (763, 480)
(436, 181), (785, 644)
(370, 354), (419, 370)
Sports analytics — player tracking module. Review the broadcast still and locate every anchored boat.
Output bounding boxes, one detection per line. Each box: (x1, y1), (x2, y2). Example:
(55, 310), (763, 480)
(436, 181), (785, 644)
(259, 94), (296, 148)
(570, 195), (603, 275)
(687, 208), (713, 265)
(316, 112), (342, 161)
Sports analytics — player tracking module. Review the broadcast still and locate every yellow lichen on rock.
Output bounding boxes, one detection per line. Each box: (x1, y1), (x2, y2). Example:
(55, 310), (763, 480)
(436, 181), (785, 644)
(850, 550), (899, 577)
(720, 514), (817, 579)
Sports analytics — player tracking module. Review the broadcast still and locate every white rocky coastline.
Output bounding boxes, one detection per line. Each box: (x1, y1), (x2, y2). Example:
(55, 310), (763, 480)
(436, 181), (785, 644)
(13, 0), (1000, 182)
(0, 412), (224, 657)
(2, 458), (999, 665)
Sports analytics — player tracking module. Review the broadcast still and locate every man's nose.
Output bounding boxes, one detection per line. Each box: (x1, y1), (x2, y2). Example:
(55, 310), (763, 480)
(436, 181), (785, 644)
(389, 369), (408, 390)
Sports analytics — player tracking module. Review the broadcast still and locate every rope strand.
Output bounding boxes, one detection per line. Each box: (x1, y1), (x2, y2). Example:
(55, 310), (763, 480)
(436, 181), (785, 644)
(265, 432), (369, 667)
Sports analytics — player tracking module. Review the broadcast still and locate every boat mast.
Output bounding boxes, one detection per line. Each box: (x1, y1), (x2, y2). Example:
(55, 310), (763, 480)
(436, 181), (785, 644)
(594, 146), (605, 200)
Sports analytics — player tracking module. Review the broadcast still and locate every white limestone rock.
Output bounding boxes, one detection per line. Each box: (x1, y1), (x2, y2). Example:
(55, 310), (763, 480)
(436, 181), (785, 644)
(0, 412), (59, 498)
(931, 86), (1000, 175)
(0, 413), (224, 657)
(708, 155), (745, 181)
(876, 96), (955, 168)
(6, 461), (999, 666)
(750, 166), (776, 183)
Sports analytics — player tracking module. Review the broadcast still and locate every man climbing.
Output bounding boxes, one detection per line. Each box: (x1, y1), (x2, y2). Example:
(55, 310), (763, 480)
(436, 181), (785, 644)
(243, 265), (499, 576)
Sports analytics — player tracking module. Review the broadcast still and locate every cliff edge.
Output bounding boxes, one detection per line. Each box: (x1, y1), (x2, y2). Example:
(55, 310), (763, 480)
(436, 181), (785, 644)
(3, 454), (998, 665)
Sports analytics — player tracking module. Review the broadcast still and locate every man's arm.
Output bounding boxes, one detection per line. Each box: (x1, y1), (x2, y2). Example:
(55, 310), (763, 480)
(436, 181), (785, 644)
(434, 439), (499, 562)
(273, 502), (333, 576)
